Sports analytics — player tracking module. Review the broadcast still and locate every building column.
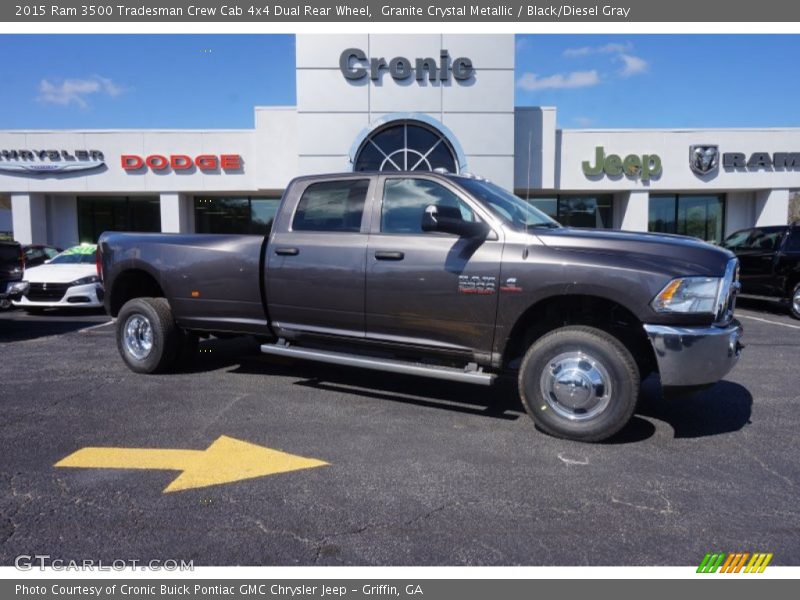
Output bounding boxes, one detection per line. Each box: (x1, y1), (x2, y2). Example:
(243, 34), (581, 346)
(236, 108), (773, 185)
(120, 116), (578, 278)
(46, 195), (79, 248)
(614, 190), (649, 232)
(159, 193), (194, 233)
(11, 193), (47, 244)
(754, 189), (789, 227)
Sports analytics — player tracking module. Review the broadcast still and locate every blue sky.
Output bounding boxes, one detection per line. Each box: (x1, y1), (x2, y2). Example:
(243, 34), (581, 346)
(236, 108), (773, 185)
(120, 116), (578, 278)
(1, 34), (799, 130)
(514, 34), (800, 128)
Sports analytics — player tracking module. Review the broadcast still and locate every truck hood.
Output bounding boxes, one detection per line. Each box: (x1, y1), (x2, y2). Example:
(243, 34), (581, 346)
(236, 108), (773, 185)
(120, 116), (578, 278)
(534, 227), (735, 277)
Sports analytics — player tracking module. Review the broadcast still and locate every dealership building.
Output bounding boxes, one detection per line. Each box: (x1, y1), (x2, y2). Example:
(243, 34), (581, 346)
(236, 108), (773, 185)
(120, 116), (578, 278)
(0, 34), (797, 248)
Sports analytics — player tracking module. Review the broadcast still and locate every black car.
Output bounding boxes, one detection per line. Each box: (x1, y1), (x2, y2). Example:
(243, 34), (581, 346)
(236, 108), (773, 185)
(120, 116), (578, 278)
(23, 244), (62, 269)
(722, 223), (800, 319)
(0, 240), (24, 310)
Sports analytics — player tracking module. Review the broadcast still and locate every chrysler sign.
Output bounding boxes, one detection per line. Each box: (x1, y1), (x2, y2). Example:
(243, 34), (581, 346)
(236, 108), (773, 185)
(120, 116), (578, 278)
(0, 149), (105, 175)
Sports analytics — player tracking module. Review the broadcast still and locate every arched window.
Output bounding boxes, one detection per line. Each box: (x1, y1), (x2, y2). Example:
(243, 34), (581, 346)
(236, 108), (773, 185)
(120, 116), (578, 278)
(353, 120), (459, 173)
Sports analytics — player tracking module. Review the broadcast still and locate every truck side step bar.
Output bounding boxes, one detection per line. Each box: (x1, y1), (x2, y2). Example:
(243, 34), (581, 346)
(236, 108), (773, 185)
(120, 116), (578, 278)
(260, 343), (496, 386)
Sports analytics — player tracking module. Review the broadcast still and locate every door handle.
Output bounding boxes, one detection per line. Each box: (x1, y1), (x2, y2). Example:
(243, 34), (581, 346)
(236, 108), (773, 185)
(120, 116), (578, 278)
(374, 251), (405, 261)
(275, 247), (299, 256)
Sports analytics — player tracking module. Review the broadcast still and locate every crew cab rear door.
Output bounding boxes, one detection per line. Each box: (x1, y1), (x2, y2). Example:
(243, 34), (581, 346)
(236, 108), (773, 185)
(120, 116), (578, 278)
(364, 175), (503, 355)
(265, 177), (373, 338)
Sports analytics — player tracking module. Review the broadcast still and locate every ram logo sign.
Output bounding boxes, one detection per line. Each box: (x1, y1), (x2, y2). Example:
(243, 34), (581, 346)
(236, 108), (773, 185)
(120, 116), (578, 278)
(689, 145), (720, 176)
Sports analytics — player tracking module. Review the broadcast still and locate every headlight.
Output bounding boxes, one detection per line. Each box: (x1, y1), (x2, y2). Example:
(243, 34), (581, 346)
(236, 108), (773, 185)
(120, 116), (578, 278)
(71, 275), (101, 286)
(7, 281), (29, 294)
(651, 277), (722, 314)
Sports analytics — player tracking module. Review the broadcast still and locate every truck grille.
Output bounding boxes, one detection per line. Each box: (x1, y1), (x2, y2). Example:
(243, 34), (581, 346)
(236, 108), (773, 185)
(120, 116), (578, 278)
(26, 282), (69, 302)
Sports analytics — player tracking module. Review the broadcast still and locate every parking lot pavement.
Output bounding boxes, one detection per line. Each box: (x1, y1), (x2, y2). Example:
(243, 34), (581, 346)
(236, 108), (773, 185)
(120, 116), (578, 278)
(0, 306), (798, 567)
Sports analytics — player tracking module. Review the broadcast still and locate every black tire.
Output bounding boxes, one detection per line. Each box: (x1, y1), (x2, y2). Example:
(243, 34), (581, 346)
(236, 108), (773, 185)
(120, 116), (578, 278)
(116, 297), (181, 374)
(0, 299), (13, 311)
(518, 325), (640, 442)
(790, 282), (800, 320)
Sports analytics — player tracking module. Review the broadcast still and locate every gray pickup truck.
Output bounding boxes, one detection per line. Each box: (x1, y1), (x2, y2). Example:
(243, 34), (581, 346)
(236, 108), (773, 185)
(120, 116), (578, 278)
(99, 171), (743, 441)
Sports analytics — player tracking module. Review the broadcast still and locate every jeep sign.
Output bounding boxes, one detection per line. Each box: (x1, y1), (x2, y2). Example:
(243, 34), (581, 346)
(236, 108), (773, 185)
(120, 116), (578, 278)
(582, 146), (663, 181)
(339, 48), (474, 82)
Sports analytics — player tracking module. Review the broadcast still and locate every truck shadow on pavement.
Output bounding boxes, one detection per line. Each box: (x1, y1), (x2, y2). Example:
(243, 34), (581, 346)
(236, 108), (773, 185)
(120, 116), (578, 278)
(633, 377), (753, 440)
(223, 342), (753, 442)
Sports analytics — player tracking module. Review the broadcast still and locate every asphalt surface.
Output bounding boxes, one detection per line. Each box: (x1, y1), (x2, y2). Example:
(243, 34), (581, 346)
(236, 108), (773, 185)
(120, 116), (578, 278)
(0, 300), (798, 566)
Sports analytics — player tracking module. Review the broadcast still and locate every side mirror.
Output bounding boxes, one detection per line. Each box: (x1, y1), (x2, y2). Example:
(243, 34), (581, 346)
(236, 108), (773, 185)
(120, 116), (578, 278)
(420, 204), (491, 238)
(421, 205), (439, 232)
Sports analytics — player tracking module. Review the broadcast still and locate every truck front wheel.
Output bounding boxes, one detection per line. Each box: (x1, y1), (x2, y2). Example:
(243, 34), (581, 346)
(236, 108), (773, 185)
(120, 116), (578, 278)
(518, 326), (640, 442)
(116, 297), (180, 374)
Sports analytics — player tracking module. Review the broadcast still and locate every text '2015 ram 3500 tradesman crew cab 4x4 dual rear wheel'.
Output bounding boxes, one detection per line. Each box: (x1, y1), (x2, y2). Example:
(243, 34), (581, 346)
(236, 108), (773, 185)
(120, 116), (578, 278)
(99, 172), (744, 442)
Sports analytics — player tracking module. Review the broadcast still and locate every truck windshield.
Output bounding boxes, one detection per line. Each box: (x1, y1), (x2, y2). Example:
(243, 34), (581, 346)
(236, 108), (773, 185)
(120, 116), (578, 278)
(453, 178), (561, 231)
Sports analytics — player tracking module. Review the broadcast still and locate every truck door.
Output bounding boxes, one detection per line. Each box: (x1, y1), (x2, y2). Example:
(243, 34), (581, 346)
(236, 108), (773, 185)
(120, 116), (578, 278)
(365, 176), (503, 355)
(266, 177), (372, 338)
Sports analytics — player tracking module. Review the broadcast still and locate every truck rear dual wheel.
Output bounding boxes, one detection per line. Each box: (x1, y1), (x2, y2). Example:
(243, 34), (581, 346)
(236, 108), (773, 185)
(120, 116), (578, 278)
(116, 297), (188, 374)
(518, 326), (640, 442)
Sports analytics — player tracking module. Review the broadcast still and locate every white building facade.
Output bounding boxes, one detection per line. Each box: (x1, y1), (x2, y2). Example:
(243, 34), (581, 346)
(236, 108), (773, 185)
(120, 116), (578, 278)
(0, 34), (796, 247)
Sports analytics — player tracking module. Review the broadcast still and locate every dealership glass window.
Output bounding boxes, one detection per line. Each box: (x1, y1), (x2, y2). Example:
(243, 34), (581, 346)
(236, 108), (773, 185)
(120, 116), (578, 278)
(528, 195), (613, 228)
(648, 194), (725, 243)
(354, 120), (458, 173)
(292, 179), (369, 232)
(77, 196), (161, 243)
(194, 196), (281, 234)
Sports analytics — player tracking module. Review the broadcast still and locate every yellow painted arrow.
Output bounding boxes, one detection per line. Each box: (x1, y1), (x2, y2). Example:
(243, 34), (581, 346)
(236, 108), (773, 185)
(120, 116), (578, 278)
(54, 435), (329, 493)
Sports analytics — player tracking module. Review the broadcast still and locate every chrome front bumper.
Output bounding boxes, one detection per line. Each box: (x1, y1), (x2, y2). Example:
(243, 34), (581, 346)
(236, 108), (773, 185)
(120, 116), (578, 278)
(643, 320), (743, 387)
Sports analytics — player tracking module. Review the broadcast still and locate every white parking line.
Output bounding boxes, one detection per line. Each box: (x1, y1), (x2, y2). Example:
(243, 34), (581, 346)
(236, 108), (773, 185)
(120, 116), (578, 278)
(737, 313), (800, 330)
(79, 320), (115, 332)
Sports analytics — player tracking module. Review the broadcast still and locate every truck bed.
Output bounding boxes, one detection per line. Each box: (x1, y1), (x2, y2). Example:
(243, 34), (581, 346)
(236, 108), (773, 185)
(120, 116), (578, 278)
(100, 232), (270, 335)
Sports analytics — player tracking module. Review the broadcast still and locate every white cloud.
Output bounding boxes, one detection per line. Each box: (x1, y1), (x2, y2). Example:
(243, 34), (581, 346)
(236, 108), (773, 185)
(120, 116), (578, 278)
(573, 116), (594, 127)
(563, 42), (632, 57)
(37, 75), (125, 108)
(517, 70), (600, 91)
(618, 54), (649, 77)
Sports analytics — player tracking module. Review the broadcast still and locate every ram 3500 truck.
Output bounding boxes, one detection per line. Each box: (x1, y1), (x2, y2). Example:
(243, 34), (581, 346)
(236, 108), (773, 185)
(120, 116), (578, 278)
(99, 172), (743, 442)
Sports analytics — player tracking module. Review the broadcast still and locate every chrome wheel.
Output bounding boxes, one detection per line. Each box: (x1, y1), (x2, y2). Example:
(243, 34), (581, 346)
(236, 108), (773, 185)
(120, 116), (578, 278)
(793, 287), (800, 316)
(539, 351), (612, 421)
(123, 314), (154, 360)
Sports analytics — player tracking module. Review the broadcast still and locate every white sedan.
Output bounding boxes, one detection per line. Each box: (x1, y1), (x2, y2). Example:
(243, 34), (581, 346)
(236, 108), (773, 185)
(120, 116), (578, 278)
(12, 244), (104, 312)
